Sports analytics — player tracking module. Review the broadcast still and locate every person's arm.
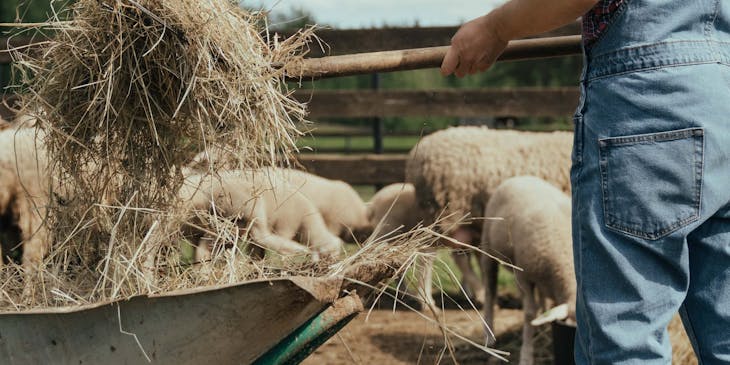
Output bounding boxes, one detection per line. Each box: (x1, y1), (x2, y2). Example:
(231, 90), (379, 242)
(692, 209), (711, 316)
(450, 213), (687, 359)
(441, 0), (599, 77)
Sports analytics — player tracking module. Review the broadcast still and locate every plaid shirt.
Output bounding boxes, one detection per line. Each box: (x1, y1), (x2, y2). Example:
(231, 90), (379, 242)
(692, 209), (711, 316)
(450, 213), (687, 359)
(582, 0), (625, 47)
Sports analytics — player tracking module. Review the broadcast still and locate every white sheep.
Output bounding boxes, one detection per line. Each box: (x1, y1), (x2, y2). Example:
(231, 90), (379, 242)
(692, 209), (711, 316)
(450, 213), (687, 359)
(178, 170), (344, 262)
(260, 167), (370, 242)
(367, 183), (438, 307)
(405, 126), (573, 308)
(187, 150), (370, 242)
(368, 183), (488, 310)
(482, 176), (575, 365)
(0, 124), (52, 268)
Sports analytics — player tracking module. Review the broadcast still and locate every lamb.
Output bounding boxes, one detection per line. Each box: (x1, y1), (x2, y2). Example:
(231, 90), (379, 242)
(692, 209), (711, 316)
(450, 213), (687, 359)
(367, 183), (422, 237)
(405, 126), (573, 308)
(187, 150), (370, 242)
(0, 123), (52, 268)
(259, 168), (370, 242)
(481, 176), (575, 365)
(368, 183), (487, 310)
(178, 170), (344, 262)
(367, 183), (440, 307)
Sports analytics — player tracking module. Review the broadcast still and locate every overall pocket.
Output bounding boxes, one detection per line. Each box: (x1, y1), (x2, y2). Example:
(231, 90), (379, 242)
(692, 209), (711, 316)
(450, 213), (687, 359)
(598, 128), (704, 240)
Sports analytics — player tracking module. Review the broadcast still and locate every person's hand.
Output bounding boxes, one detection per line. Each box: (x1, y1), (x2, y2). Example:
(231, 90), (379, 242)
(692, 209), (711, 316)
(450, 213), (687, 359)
(441, 14), (510, 78)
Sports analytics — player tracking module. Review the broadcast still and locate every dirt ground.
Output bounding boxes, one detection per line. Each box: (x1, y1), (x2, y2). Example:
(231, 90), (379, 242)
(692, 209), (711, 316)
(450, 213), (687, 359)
(304, 304), (697, 365)
(304, 307), (556, 365)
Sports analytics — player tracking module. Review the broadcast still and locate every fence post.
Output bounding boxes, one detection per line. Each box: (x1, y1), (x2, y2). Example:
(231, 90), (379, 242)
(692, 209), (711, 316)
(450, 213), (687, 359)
(371, 73), (384, 190)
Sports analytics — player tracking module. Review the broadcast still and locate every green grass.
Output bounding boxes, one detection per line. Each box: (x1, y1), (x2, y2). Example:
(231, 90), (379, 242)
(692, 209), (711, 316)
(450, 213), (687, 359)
(391, 249), (517, 301)
(297, 135), (420, 153)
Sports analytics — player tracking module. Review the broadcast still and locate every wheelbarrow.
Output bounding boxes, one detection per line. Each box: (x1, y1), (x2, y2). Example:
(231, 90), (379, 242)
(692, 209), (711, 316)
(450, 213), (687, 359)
(0, 261), (394, 365)
(0, 35), (582, 365)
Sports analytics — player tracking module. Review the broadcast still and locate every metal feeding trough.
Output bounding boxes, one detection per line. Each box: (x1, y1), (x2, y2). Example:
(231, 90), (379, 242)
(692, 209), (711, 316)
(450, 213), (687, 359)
(551, 320), (577, 365)
(0, 262), (391, 365)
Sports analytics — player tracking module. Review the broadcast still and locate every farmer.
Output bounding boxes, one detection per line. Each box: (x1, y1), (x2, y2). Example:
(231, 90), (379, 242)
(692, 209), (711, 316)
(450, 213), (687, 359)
(442, 1), (730, 364)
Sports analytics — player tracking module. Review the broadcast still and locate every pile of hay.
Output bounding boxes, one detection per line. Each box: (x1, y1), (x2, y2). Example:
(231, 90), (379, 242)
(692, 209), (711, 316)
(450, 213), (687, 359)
(4, 0), (320, 308)
(0, 3), (507, 364)
(1, 0), (459, 320)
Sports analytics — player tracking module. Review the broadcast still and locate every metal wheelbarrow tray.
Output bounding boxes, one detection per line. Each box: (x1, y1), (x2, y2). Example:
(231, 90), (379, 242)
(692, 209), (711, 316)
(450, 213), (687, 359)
(0, 262), (391, 365)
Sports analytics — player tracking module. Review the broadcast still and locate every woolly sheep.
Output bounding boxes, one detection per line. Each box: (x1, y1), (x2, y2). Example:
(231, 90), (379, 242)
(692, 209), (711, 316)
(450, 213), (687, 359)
(405, 126), (572, 308)
(481, 176), (575, 365)
(260, 167), (370, 242)
(367, 183), (436, 306)
(178, 170), (344, 261)
(187, 150), (370, 242)
(0, 124), (52, 267)
(406, 126), (572, 232)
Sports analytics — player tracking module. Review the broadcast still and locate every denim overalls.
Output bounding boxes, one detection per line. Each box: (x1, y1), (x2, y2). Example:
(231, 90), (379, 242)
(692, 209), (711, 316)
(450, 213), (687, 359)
(572, 0), (730, 363)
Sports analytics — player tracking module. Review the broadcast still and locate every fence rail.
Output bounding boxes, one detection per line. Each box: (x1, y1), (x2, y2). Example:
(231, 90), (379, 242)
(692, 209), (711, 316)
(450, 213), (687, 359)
(0, 23), (582, 185)
(0, 22), (580, 64)
(297, 154), (406, 185)
(297, 88), (579, 118)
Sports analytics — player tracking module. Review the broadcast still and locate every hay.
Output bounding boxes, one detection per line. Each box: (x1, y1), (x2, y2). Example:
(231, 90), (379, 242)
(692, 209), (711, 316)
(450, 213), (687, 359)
(1, 0), (462, 312)
(0, 2), (502, 362)
(669, 315), (698, 365)
(3, 0), (320, 308)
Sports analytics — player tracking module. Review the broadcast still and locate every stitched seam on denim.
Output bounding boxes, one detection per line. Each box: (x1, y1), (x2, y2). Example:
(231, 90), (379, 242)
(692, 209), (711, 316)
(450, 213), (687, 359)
(599, 128), (704, 146)
(584, 0), (632, 52)
(589, 39), (730, 60)
(679, 305), (705, 365)
(586, 40), (730, 80)
(588, 59), (723, 81)
(604, 214), (699, 240)
(587, 60), (721, 82)
(598, 131), (703, 240)
(573, 182), (595, 363)
(599, 148), (610, 239)
(704, 0), (720, 39)
(572, 116), (584, 165)
(695, 133), (705, 222)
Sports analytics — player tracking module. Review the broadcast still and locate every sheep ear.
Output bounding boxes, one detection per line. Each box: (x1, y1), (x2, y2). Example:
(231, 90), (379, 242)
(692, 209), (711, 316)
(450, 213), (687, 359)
(530, 303), (569, 326)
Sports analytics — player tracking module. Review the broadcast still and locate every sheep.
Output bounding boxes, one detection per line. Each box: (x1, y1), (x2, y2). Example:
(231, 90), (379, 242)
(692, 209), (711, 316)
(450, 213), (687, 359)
(259, 168), (370, 242)
(481, 176), (575, 365)
(406, 126), (572, 231)
(186, 150), (370, 242)
(178, 170), (344, 262)
(368, 183), (488, 310)
(367, 183), (440, 307)
(405, 126), (572, 308)
(367, 183), (421, 237)
(0, 124), (52, 268)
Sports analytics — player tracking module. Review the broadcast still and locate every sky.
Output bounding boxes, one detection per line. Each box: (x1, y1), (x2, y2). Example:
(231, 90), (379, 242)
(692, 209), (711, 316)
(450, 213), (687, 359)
(240, 0), (506, 29)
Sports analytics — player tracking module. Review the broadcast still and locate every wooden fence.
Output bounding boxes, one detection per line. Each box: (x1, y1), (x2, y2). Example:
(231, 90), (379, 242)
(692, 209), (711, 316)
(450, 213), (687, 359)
(0, 24), (581, 185)
(298, 88), (578, 118)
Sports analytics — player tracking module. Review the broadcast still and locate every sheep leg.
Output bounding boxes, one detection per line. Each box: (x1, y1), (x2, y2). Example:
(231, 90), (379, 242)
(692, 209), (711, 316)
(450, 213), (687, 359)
(249, 225), (310, 256)
(417, 254), (438, 311)
(241, 206), (310, 256)
(481, 254), (499, 345)
(451, 251), (485, 306)
(300, 214), (343, 259)
(517, 272), (537, 365)
(469, 252), (486, 305)
(194, 236), (213, 262)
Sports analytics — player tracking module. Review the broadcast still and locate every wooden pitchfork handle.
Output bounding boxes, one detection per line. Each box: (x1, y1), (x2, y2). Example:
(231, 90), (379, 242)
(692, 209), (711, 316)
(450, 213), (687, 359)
(284, 35), (582, 80)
